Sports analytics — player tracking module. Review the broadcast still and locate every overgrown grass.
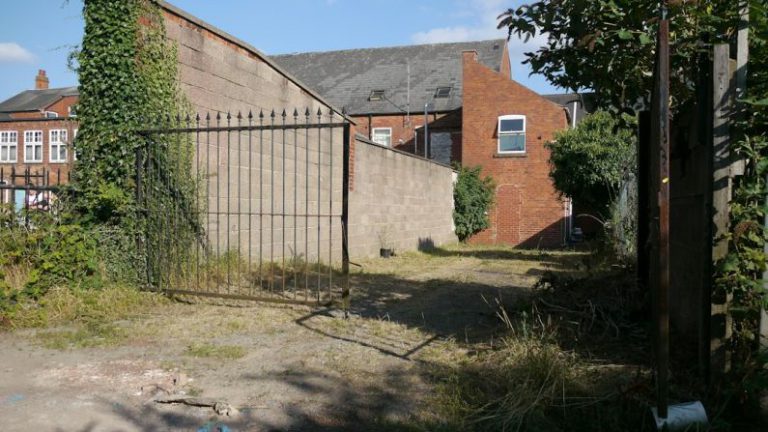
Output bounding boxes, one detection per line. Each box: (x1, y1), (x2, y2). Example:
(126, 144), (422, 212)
(6, 285), (168, 329)
(427, 332), (649, 432)
(36, 322), (129, 350)
(184, 342), (247, 360)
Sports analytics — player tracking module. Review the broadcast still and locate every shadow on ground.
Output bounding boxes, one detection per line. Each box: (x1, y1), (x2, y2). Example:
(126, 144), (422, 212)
(49, 248), (657, 432)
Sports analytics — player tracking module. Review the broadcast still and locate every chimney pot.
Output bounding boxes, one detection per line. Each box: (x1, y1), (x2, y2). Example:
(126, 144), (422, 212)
(35, 69), (49, 90)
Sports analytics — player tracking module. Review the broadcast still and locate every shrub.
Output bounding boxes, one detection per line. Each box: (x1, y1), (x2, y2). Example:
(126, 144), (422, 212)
(453, 166), (495, 241)
(546, 110), (636, 215)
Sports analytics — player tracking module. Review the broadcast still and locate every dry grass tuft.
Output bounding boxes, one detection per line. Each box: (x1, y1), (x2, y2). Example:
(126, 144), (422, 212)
(8, 285), (168, 329)
(184, 342), (247, 360)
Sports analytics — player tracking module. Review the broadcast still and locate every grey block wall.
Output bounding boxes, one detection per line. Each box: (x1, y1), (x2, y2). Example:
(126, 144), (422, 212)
(161, 5), (343, 265)
(349, 137), (457, 258)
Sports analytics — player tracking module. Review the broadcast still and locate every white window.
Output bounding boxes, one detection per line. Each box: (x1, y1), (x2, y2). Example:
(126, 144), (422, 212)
(50, 129), (68, 163)
(24, 130), (43, 162)
(0, 131), (18, 163)
(372, 128), (392, 147)
(44, 111), (58, 118)
(498, 115), (526, 154)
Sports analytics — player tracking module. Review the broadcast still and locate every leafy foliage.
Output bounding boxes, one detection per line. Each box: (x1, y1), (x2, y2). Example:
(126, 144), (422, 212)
(546, 111), (637, 214)
(453, 166), (495, 241)
(712, 2), (768, 409)
(498, 1), (740, 110)
(2, 0), (195, 318)
(73, 0), (190, 223)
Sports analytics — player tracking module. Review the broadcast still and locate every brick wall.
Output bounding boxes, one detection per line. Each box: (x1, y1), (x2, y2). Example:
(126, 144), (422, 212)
(349, 135), (457, 258)
(0, 119), (78, 186)
(160, 2), (344, 263)
(351, 111), (462, 160)
(461, 51), (568, 247)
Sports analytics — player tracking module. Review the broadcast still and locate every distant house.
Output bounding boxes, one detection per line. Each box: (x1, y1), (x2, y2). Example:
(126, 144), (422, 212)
(273, 40), (574, 247)
(0, 70), (79, 189)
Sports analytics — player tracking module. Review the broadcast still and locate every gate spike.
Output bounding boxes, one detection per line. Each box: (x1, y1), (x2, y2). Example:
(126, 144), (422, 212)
(305, 107), (311, 117)
(270, 109), (276, 118)
(175, 113), (181, 122)
(237, 111), (243, 120)
(259, 109), (264, 119)
(316, 107), (323, 116)
(293, 108), (299, 118)
(206, 112), (211, 122)
(184, 113), (191, 122)
(196, 113), (200, 122)
(216, 112), (221, 121)
(248, 110), (253, 120)
(281, 109), (287, 118)
(227, 111), (232, 121)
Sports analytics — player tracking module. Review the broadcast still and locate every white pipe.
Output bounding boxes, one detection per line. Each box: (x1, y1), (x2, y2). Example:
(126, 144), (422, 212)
(572, 100), (577, 128)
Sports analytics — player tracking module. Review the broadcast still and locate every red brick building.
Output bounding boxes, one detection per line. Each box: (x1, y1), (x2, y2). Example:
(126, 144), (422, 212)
(0, 70), (79, 191)
(273, 40), (577, 247)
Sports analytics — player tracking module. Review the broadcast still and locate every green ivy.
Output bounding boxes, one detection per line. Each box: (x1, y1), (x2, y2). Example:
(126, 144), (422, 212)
(2, 0), (196, 317)
(453, 166), (495, 242)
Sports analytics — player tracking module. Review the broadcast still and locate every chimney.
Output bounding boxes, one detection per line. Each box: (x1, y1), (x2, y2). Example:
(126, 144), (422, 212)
(35, 70), (49, 90)
(462, 50), (478, 64)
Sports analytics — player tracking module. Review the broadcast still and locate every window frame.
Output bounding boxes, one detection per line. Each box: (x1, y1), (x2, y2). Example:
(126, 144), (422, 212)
(371, 127), (392, 147)
(24, 130), (44, 163)
(497, 114), (526, 155)
(43, 111), (59, 119)
(0, 130), (18, 163)
(434, 87), (452, 98)
(369, 90), (385, 101)
(49, 129), (68, 163)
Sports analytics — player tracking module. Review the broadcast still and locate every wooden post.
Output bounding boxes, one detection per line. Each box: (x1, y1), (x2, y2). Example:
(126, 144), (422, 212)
(711, 43), (733, 374)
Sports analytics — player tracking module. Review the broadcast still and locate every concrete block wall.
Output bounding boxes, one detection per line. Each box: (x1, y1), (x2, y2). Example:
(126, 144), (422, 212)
(160, 2), (343, 264)
(349, 136), (457, 258)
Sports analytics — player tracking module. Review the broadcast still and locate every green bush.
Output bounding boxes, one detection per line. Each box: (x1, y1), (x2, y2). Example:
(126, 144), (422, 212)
(546, 110), (637, 215)
(453, 166), (495, 241)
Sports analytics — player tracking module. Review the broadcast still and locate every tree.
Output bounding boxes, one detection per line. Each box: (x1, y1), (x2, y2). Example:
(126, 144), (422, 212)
(497, 1), (739, 111)
(546, 110), (636, 215)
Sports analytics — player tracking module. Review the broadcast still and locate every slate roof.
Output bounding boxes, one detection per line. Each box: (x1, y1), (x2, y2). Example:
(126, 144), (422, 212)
(542, 93), (596, 126)
(271, 40), (507, 115)
(0, 86), (79, 113)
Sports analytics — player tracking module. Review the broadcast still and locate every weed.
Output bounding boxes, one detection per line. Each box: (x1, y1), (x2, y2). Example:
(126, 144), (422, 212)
(6, 285), (168, 329)
(36, 322), (128, 349)
(184, 343), (246, 360)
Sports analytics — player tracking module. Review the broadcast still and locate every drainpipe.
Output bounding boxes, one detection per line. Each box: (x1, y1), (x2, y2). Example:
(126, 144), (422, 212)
(572, 101), (578, 128)
(368, 114), (372, 140)
(424, 103), (431, 158)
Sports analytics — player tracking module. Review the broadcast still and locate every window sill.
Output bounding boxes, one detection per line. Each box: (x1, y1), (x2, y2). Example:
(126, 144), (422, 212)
(494, 152), (527, 158)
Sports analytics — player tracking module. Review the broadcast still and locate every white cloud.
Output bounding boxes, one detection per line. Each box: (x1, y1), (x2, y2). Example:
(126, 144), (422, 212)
(0, 43), (35, 63)
(411, 0), (547, 66)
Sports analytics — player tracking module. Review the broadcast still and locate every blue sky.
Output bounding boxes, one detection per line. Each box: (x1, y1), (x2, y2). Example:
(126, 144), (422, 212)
(0, 0), (559, 101)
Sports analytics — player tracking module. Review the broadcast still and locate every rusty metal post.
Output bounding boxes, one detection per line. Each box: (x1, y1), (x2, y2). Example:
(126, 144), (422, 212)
(341, 116), (351, 315)
(653, 2), (671, 419)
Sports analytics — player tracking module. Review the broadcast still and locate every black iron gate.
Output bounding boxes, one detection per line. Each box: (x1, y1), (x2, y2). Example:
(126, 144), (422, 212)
(0, 167), (65, 226)
(136, 108), (350, 307)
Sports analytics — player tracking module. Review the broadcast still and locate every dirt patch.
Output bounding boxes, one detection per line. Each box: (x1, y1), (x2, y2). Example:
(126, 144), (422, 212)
(0, 245), (580, 431)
